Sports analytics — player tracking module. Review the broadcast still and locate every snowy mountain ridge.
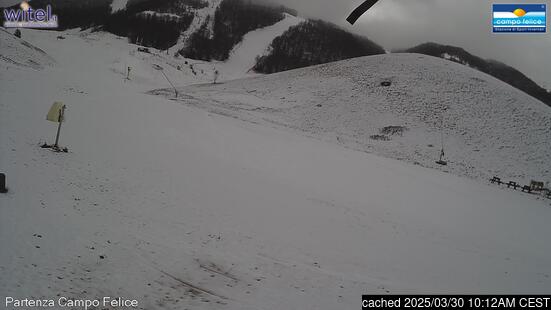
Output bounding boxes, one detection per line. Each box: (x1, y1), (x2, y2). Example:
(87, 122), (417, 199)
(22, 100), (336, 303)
(404, 43), (551, 107)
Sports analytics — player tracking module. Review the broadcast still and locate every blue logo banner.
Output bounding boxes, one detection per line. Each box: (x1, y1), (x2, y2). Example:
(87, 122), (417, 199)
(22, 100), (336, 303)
(493, 4), (546, 33)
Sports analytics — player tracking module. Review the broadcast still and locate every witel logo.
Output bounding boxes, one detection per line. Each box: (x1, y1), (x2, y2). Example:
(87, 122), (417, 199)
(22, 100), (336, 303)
(3, 1), (58, 28)
(493, 4), (547, 33)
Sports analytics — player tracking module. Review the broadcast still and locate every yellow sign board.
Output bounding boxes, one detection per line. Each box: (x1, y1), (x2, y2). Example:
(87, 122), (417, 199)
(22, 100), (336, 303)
(46, 102), (65, 123)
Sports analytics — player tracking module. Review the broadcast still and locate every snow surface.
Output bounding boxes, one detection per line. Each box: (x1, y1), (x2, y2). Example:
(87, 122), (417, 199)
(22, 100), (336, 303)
(0, 28), (55, 70)
(138, 11), (183, 19)
(110, 0), (128, 13)
(219, 14), (303, 81)
(168, 0), (224, 56)
(1, 28), (551, 310)
(167, 54), (551, 184)
(166, 0), (300, 81)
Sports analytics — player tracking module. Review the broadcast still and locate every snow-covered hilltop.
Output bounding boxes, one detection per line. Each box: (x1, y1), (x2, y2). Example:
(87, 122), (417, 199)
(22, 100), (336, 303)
(156, 53), (551, 184)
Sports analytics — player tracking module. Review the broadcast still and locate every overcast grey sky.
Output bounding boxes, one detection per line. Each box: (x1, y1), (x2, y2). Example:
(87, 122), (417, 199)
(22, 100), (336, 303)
(273, 0), (551, 89)
(2, 0), (549, 88)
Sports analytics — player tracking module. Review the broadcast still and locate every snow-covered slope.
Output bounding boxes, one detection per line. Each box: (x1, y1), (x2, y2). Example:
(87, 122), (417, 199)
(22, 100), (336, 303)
(110, 0), (128, 13)
(168, 0), (225, 55)
(168, 54), (551, 184)
(219, 13), (303, 80)
(0, 28), (55, 70)
(1, 29), (551, 310)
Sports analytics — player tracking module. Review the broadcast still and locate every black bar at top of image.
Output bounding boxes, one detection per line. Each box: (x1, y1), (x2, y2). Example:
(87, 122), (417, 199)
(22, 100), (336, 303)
(346, 0), (381, 25)
(362, 295), (551, 310)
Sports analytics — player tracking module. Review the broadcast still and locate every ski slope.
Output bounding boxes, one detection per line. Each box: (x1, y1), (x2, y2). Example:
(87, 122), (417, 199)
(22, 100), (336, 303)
(169, 54), (551, 184)
(1, 28), (551, 310)
(219, 14), (303, 80)
(168, 0), (225, 56)
(110, 0), (128, 13)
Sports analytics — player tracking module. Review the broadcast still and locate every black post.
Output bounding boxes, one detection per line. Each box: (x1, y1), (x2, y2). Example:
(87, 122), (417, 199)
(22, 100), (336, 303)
(160, 69), (177, 98)
(54, 105), (65, 148)
(0, 173), (7, 193)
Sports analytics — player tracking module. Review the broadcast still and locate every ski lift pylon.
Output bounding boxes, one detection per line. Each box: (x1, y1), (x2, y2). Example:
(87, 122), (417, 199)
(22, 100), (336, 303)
(436, 116), (447, 166)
